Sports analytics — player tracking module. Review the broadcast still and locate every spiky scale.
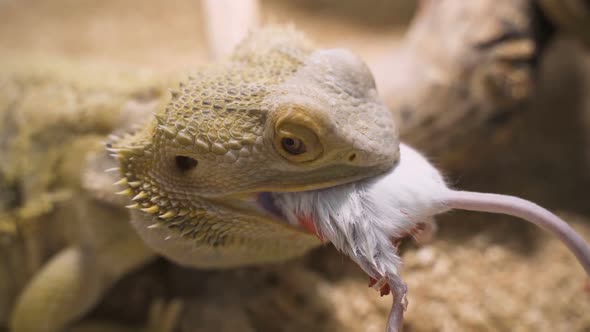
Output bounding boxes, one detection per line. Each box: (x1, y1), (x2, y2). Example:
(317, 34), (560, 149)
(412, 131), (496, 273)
(116, 189), (133, 196)
(159, 125), (177, 139)
(148, 223), (163, 229)
(195, 138), (210, 152)
(128, 181), (142, 188)
(181, 228), (195, 237)
(142, 205), (160, 214)
(132, 191), (148, 201)
(115, 147), (142, 157)
(176, 131), (193, 145)
(190, 210), (207, 218)
(228, 139), (242, 150)
(127, 146), (146, 156)
(154, 113), (166, 125)
(105, 167), (120, 173)
(211, 142), (227, 155)
(114, 178), (128, 186)
(126, 203), (140, 209)
(169, 220), (184, 227)
(159, 210), (178, 219)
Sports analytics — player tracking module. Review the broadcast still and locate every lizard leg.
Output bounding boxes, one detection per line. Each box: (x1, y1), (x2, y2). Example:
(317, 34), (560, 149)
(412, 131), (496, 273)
(10, 221), (155, 332)
(9, 246), (105, 332)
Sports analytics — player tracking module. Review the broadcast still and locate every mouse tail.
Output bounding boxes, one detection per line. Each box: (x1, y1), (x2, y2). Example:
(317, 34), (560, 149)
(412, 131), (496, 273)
(443, 190), (590, 276)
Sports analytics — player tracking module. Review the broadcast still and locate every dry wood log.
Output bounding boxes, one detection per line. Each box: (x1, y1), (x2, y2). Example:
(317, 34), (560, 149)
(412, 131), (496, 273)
(539, 0), (590, 47)
(374, 0), (543, 158)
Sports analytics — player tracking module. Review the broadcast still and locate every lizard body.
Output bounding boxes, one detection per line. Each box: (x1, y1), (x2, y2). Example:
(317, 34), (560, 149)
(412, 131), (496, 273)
(1, 27), (398, 331)
(0, 56), (172, 331)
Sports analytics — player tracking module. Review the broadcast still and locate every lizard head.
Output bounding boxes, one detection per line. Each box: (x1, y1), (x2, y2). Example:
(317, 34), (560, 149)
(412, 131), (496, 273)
(111, 27), (399, 267)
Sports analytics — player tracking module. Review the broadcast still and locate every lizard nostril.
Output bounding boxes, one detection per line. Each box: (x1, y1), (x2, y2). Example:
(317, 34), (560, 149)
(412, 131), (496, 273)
(348, 152), (357, 162)
(175, 156), (198, 172)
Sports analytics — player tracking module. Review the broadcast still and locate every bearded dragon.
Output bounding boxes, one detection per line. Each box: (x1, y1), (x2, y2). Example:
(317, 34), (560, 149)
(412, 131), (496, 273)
(1, 26), (399, 332)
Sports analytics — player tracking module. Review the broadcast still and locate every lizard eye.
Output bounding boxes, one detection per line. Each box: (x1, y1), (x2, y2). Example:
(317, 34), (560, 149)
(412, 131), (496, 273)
(273, 107), (324, 163)
(274, 123), (322, 162)
(281, 137), (306, 155)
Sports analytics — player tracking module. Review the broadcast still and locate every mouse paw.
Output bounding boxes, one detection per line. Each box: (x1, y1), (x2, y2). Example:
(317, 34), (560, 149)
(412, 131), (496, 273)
(368, 276), (391, 296)
(412, 219), (438, 245)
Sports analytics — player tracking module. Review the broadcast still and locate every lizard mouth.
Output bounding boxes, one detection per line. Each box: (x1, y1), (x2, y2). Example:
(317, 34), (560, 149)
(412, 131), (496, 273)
(256, 191), (322, 237)
(254, 191), (322, 236)
(257, 192), (287, 221)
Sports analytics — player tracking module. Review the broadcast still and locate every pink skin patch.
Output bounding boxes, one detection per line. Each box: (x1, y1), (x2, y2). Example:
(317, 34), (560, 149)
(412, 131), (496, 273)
(296, 212), (324, 241)
(368, 277), (391, 296)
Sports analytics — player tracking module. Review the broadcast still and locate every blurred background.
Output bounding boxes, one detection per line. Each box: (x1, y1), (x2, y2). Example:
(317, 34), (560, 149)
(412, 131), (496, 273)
(1, 0), (589, 331)
(0, 0), (414, 70)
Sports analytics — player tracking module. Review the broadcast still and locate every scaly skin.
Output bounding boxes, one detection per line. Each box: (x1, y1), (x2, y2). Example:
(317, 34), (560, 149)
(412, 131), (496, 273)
(2, 26), (398, 331)
(113, 27), (398, 268)
(0, 56), (172, 332)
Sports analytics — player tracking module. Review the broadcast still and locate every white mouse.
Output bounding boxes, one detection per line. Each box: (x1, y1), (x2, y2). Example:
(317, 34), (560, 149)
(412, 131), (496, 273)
(274, 143), (590, 332)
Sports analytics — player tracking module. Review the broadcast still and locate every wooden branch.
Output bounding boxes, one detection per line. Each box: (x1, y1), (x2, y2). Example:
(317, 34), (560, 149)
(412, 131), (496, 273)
(374, 0), (539, 158)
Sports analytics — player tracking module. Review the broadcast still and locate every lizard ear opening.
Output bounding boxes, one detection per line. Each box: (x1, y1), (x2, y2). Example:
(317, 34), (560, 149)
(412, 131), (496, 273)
(175, 155), (198, 172)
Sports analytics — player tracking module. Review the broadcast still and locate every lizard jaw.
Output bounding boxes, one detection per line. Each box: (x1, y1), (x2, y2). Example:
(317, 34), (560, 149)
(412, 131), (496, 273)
(256, 192), (318, 233)
(255, 192), (322, 237)
(256, 192), (287, 221)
